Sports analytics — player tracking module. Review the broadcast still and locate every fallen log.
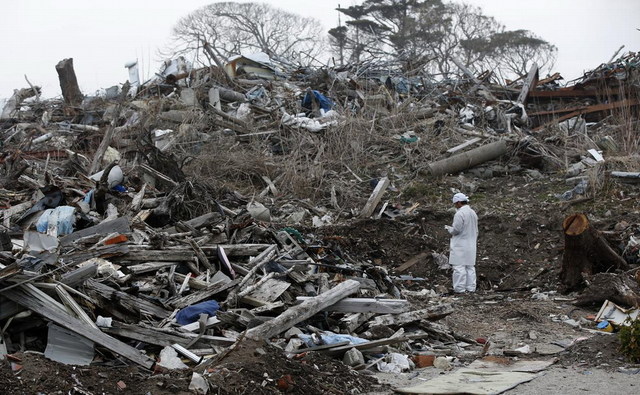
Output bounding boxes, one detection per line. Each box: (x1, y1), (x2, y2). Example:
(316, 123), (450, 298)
(245, 279), (360, 340)
(560, 213), (629, 291)
(427, 140), (508, 177)
(574, 273), (640, 307)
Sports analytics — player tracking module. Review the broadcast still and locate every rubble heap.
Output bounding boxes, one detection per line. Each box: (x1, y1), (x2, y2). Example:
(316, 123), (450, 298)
(1, 50), (640, 393)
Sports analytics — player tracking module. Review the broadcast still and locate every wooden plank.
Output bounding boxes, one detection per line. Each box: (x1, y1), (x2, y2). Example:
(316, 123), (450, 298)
(180, 316), (221, 332)
(244, 278), (290, 303)
(446, 138), (481, 154)
(169, 278), (240, 309)
(188, 238), (214, 271)
(533, 99), (640, 132)
(139, 164), (178, 187)
(2, 285), (154, 369)
(62, 244), (129, 265)
(60, 216), (131, 246)
(165, 212), (222, 234)
(517, 64), (539, 104)
(285, 341), (350, 354)
(368, 305), (454, 327)
(246, 279), (360, 340)
(115, 249), (194, 262)
(127, 244), (272, 257)
(529, 88), (619, 98)
(59, 261), (99, 287)
(295, 297), (410, 314)
(360, 177), (390, 218)
(85, 279), (171, 319)
(395, 251), (430, 273)
(327, 333), (431, 353)
(127, 261), (178, 274)
(104, 322), (235, 347)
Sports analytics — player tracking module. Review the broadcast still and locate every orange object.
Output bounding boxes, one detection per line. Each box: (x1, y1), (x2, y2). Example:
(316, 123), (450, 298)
(276, 375), (294, 391)
(104, 234), (128, 245)
(412, 355), (435, 368)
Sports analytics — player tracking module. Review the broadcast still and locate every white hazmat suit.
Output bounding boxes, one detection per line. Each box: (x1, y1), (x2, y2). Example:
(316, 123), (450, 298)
(446, 193), (478, 293)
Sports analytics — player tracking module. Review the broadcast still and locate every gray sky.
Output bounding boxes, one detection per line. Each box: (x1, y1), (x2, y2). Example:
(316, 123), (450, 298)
(1, 0), (638, 99)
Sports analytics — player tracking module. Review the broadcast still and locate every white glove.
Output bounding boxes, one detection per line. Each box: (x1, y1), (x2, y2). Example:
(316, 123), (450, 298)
(444, 225), (453, 232)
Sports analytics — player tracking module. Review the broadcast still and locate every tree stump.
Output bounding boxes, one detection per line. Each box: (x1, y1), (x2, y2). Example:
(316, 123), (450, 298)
(55, 58), (83, 106)
(559, 213), (629, 291)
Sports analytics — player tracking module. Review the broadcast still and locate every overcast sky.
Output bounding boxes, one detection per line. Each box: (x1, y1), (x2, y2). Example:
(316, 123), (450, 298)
(1, 0), (638, 99)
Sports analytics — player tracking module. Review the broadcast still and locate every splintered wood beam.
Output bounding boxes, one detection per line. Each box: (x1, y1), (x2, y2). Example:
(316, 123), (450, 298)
(245, 279), (360, 340)
(517, 63), (539, 104)
(360, 177), (390, 218)
(170, 278), (241, 309)
(395, 251), (430, 273)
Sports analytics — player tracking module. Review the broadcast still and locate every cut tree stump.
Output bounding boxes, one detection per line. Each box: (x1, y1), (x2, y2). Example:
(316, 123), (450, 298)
(559, 213), (629, 291)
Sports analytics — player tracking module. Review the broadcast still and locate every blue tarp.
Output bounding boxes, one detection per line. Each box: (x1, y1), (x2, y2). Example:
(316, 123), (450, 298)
(302, 90), (334, 112)
(35, 206), (76, 235)
(175, 300), (220, 325)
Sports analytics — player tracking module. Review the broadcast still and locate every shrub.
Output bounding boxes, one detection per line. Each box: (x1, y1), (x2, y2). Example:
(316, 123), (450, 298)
(619, 317), (640, 362)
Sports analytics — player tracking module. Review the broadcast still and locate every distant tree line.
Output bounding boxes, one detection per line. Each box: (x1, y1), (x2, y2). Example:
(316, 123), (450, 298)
(169, 0), (557, 80)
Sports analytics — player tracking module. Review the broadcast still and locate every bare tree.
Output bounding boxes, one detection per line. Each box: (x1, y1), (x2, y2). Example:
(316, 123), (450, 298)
(168, 2), (326, 67)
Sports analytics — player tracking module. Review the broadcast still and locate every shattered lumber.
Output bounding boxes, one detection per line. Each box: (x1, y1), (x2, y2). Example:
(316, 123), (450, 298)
(1, 283), (154, 369)
(246, 279), (361, 340)
(560, 213), (629, 291)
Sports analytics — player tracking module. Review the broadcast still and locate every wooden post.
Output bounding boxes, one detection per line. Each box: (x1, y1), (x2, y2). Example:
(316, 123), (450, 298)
(55, 58), (83, 106)
(245, 279), (360, 340)
(360, 177), (390, 218)
(559, 213), (629, 291)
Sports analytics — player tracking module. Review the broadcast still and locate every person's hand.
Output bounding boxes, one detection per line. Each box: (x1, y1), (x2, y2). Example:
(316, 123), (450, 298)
(444, 225), (453, 232)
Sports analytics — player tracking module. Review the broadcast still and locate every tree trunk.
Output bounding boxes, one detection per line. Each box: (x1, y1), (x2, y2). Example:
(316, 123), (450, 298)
(560, 213), (629, 291)
(427, 140), (508, 177)
(55, 58), (83, 106)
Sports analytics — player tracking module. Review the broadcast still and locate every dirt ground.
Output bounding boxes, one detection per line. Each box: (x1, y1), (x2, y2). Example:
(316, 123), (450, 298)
(2, 171), (640, 393)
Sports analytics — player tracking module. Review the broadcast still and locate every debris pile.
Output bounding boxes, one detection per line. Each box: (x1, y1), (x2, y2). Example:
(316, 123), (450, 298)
(1, 49), (640, 393)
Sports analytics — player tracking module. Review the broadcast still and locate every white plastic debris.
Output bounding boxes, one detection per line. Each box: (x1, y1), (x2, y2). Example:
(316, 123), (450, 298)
(189, 372), (209, 394)
(95, 316), (113, 328)
(157, 346), (189, 370)
(377, 353), (413, 373)
(247, 201), (270, 222)
(89, 165), (124, 189)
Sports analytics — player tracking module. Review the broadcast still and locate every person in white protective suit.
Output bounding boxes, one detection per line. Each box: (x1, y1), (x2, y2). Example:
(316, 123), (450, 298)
(445, 193), (478, 293)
